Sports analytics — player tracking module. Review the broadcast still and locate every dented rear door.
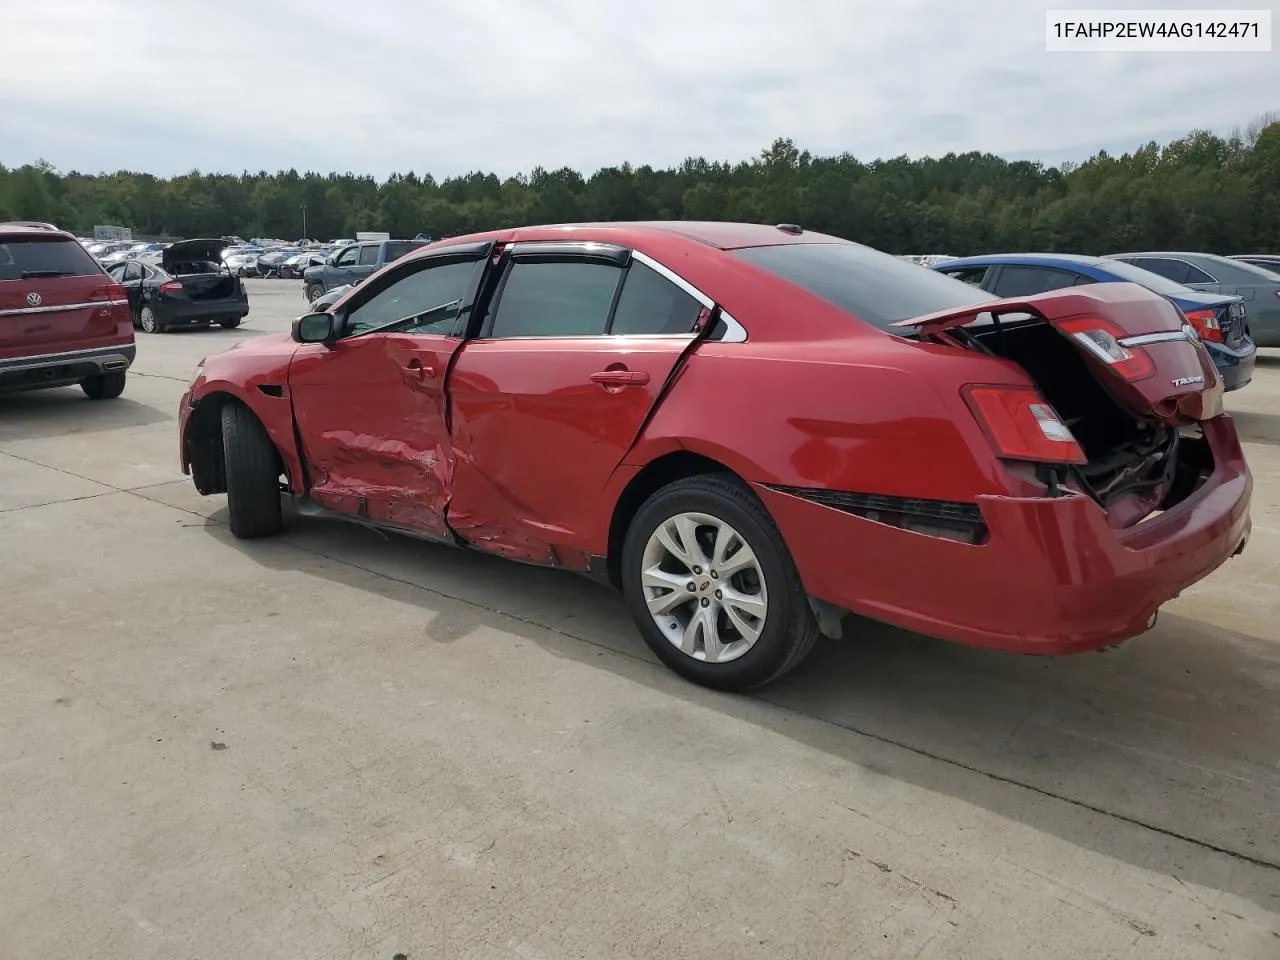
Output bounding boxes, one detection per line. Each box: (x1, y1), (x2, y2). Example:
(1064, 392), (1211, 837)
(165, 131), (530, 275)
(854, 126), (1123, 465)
(446, 246), (706, 566)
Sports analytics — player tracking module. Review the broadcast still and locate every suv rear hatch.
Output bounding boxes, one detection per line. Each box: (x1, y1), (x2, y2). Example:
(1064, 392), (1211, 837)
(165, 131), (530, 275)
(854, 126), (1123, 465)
(0, 231), (126, 358)
(163, 238), (239, 300)
(896, 283), (1223, 527)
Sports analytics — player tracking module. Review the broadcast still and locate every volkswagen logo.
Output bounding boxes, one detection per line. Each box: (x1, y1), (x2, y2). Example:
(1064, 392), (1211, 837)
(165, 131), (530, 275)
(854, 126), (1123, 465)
(26, 292), (42, 307)
(1181, 322), (1200, 344)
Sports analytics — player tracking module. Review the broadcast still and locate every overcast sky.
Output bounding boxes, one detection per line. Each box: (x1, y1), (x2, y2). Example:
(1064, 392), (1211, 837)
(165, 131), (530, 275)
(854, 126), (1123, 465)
(1, 0), (1276, 180)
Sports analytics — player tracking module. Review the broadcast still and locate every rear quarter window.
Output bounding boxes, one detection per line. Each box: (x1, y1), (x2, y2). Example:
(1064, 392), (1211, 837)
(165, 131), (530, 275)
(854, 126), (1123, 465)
(732, 242), (995, 331)
(0, 237), (104, 281)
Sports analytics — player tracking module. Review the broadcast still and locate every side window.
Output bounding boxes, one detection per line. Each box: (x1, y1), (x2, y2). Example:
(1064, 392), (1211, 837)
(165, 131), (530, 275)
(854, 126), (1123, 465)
(488, 260), (622, 338)
(1073, 274), (1097, 285)
(357, 244), (379, 266)
(1132, 257), (1189, 283)
(939, 266), (991, 288)
(992, 266), (1079, 297)
(333, 246), (359, 267)
(609, 261), (702, 335)
(1181, 262), (1216, 284)
(107, 263), (127, 280)
(123, 262), (144, 282)
(345, 259), (480, 337)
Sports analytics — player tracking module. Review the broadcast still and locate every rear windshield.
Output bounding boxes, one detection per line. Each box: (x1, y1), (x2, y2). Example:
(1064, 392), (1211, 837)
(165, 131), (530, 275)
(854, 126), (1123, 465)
(384, 241), (425, 262)
(0, 237), (104, 281)
(732, 242), (996, 331)
(1099, 258), (1196, 295)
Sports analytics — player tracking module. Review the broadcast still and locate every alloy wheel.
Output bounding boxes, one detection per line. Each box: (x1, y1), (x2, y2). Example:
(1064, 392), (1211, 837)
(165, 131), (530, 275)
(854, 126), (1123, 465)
(640, 511), (769, 664)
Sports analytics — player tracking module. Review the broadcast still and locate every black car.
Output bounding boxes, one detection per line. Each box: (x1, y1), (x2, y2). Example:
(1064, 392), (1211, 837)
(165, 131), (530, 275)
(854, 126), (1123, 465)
(107, 239), (250, 333)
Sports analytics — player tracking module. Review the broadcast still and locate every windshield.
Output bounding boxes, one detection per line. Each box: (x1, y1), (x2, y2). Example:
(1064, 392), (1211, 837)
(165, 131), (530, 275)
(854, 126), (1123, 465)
(1098, 258), (1195, 296)
(731, 241), (996, 331)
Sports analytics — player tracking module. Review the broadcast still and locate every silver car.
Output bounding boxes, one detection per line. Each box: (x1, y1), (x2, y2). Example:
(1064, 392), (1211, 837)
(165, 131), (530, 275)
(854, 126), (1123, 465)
(1107, 251), (1280, 348)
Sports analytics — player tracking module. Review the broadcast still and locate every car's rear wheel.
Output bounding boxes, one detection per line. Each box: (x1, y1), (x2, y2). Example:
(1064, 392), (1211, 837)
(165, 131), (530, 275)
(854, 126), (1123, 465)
(621, 474), (820, 691)
(220, 402), (283, 539)
(81, 372), (126, 400)
(219, 316), (242, 329)
(139, 306), (163, 334)
(304, 283), (325, 305)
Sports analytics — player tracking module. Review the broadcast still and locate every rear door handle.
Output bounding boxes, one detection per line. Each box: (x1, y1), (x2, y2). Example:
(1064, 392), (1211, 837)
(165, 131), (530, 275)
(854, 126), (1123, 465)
(590, 370), (650, 386)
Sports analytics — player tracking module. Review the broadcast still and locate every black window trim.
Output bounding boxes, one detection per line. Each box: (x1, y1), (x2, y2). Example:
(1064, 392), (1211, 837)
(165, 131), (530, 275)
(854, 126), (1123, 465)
(1131, 255), (1219, 285)
(473, 243), (747, 342)
(332, 241), (495, 341)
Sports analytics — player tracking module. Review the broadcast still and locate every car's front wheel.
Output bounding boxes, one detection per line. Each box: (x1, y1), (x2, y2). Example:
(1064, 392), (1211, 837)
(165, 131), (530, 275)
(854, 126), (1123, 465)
(304, 283), (325, 305)
(219, 316), (242, 329)
(81, 372), (126, 400)
(220, 403), (284, 539)
(621, 474), (820, 691)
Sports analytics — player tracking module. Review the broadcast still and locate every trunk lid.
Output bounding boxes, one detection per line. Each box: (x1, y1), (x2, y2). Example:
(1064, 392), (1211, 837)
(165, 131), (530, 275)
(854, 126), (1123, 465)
(1172, 290), (1248, 348)
(162, 238), (228, 271)
(895, 283), (1222, 426)
(0, 234), (126, 358)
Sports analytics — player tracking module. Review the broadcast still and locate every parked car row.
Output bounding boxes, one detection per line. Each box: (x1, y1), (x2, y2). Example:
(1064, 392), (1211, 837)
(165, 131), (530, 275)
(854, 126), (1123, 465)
(178, 220), (1255, 693)
(931, 250), (1280, 392)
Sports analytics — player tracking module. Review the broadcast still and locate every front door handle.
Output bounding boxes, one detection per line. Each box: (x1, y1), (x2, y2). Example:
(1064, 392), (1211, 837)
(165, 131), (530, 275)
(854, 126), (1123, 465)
(590, 370), (650, 387)
(405, 358), (437, 380)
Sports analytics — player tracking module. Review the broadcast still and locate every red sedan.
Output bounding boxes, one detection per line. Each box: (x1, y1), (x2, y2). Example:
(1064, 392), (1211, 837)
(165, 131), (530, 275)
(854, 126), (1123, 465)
(179, 222), (1252, 690)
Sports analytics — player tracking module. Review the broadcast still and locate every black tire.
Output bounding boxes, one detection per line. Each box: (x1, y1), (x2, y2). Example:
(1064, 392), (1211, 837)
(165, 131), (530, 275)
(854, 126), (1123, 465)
(81, 371), (127, 400)
(621, 473), (820, 691)
(220, 402), (284, 539)
(304, 283), (325, 305)
(139, 306), (164, 334)
(219, 316), (242, 329)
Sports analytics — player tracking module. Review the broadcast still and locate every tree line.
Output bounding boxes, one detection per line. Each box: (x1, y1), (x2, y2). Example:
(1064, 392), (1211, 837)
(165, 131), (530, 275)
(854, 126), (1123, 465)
(2, 115), (1278, 255)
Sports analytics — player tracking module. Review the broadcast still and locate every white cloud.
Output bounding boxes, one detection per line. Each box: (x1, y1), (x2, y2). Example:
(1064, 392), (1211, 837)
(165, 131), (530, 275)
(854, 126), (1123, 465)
(1, 0), (1275, 178)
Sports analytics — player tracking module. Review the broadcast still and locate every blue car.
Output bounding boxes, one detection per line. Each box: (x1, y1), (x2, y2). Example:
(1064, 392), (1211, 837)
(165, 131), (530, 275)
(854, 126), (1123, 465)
(933, 253), (1256, 392)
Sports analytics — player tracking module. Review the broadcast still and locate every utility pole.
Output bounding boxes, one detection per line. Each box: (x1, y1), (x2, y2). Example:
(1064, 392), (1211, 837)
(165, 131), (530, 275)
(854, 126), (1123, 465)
(301, 203), (307, 241)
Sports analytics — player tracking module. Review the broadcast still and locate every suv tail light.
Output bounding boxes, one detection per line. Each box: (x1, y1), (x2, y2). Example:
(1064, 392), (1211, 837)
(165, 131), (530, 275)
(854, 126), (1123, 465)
(1056, 317), (1156, 380)
(964, 385), (1087, 465)
(1181, 308), (1222, 343)
(160, 280), (183, 293)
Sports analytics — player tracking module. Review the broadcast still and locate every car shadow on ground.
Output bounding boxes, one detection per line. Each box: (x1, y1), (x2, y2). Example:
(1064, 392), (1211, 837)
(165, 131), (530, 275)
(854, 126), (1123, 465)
(1231, 409), (1280, 446)
(0, 389), (168, 442)
(195, 505), (1280, 915)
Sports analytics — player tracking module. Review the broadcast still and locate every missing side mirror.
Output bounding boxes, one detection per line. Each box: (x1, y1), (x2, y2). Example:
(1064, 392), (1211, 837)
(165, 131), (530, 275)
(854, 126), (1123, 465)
(292, 312), (335, 343)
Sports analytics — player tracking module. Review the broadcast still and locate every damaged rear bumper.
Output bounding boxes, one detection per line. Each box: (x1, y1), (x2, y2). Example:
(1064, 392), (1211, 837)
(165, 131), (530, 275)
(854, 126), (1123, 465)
(757, 415), (1252, 655)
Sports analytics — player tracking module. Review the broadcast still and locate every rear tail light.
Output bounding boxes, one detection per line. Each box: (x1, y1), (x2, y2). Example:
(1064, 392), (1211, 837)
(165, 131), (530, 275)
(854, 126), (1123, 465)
(1181, 308), (1222, 343)
(964, 385), (1087, 465)
(1057, 317), (1156, 380)
(160, 280), (183, 292)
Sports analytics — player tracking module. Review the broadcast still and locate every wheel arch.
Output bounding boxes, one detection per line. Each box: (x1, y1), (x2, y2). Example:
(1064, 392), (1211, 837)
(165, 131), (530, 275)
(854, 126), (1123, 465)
(604, 448), (752, 590)
(184, 388), (297, 495)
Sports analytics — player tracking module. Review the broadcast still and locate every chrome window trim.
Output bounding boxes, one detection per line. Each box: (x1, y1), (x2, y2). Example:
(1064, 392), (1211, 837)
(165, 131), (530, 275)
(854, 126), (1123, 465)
(0, 298), (128, 317)
(630, 249), (748, 343)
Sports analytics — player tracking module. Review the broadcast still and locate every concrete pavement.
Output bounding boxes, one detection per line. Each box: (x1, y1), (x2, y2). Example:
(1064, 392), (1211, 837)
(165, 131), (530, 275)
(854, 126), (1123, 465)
(2, 280), (1277, 958)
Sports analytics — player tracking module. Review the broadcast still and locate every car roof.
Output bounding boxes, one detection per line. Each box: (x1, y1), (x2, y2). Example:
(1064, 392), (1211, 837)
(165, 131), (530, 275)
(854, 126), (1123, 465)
(432, 221), (843, 252)
(937, 253), (1107, 268)
(0, 221), (77, 240)
(1108, 251), (1224, 261)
